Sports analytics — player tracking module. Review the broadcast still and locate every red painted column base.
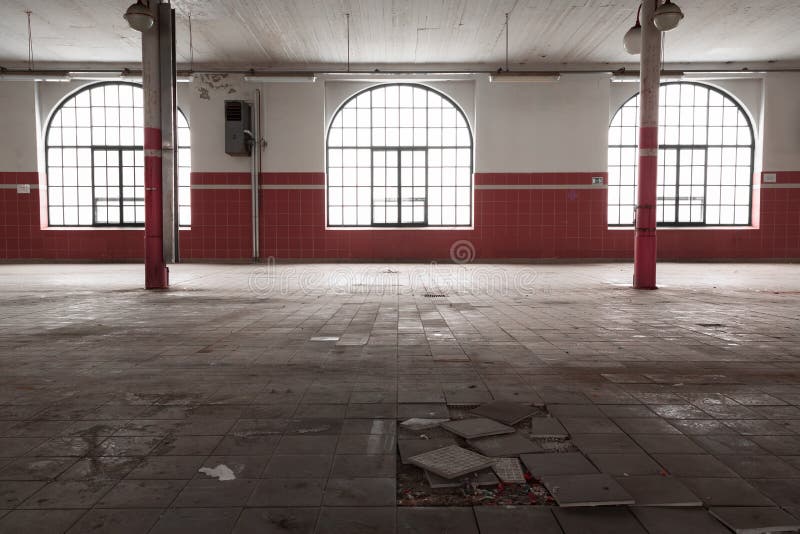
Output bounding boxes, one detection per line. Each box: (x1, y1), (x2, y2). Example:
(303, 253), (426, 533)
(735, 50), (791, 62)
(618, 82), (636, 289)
(144, 127), (168, 289)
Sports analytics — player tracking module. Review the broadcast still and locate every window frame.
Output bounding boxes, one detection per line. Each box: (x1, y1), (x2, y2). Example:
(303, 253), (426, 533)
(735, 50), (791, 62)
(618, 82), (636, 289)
(325, 83), (474, 228)
(44, 81), (191, 228)
(607, 81), (755, 228)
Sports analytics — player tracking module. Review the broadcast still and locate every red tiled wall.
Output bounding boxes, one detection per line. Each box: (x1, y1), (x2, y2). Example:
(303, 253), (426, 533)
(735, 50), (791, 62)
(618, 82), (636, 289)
(0, 172), (142, 260)
(1, 171), (798, 261)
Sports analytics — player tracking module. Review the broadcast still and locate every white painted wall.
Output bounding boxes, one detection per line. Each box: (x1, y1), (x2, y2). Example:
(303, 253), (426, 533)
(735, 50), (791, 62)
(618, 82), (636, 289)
(1, 72), (798, 177)
(475, 74), (610, 173)
(187, 74), (253, 173)
(0, 82), (38, 171)
(262, 81), (325, 173)
(762, 72), (800, 172)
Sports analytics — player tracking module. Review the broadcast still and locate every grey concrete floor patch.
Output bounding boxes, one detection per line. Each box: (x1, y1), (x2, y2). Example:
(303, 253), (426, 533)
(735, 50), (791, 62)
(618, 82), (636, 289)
(470, 401), (538, 425)
(467, 432), (543, 457)
(541, 473), (634, 507)
(408, 445), (494, 479)
(614, 475), (702, 506)
(520, 452), (598, 477)
(474, 506), (562, 534)
(492, 457), (526, 484)
(440, 418), (515, 439)
(710, 507), (800, 534)
(529, 417), (569, 439)
(398, 438), (455, 464)
(631, 507), (731, 534)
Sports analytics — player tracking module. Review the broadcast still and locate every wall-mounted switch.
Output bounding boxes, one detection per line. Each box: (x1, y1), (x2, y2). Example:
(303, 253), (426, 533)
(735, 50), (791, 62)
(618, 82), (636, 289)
(16, 184), (30, 194)
(592, 177), (604, 185)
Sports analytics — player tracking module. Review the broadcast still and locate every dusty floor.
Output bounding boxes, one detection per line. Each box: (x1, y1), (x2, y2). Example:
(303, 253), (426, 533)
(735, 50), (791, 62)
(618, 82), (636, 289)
(1, 262), (799, 533)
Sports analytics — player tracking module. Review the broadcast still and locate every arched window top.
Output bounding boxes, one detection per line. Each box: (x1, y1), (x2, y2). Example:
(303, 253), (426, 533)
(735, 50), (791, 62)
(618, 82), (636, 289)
(326, 83), (473, 227)
(46, 82), (191, 227)
(608, 82), (754, 227)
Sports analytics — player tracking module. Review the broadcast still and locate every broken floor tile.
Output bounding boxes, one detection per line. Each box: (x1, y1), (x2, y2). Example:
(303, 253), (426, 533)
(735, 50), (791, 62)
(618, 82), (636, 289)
(520, 452), (598, 478)
(398, 438), (455, 465)
(710, 507), (800, 534)
(470, 401), (538, 426)
(399, 418), (449, 432)
(541, 473), (634, 507)
(492, 458), (526, 484)
(425, 468), (498, 489)
(408, 445), (494, 480)
(440, 418), (514, 439)
(529, 417), (568, 439)
(468, 433), (543, 457)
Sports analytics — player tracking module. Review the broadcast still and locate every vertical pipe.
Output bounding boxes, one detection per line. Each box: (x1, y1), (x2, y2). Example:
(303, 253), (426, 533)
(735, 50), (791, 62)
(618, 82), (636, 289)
(251, 89), (261, 262)
(633, 0), (661, 289)
(143, 2), (168, 289)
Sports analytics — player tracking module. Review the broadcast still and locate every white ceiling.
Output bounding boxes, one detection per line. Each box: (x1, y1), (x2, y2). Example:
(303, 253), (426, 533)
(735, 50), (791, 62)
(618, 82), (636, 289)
(0, 0), (799, 70)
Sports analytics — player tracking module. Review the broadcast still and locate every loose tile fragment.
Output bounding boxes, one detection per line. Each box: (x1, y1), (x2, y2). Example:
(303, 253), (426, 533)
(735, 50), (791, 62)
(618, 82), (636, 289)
(440, 418), (514, 439)
(468, 433), (543, 457)
(425, 468), (498, 489)
(470, 401), (538, 426)
(492, 457), (526, 484)
(520, 452), (598, 477)
(408, 445), (494, 480)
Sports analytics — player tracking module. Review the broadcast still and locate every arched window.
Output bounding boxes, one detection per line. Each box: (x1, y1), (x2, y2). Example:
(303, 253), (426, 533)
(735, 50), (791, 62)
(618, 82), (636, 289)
(326, 83), (473, 227)
(45, 82), (191, 227)
(608, 82), (754, 226)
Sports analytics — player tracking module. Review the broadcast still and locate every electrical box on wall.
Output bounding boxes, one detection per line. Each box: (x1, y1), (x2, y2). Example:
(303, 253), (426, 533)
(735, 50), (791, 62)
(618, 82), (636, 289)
(224, 100), (252, 156)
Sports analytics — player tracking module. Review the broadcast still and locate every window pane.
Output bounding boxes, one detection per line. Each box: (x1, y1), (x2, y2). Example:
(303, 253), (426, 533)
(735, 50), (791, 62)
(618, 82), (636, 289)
(326, 84), (472, 227)
(608, 83), (753, 227)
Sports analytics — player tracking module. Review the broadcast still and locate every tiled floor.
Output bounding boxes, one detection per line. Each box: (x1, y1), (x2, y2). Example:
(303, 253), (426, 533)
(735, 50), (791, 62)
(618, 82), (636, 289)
(1, 262), (799, 533)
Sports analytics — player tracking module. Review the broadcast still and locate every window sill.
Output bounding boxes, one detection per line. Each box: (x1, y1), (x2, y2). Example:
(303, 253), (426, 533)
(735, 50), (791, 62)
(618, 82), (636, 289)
(326, 226), (474, 231)
(608, 226), (757, 231)
(44, 227), (192, 231)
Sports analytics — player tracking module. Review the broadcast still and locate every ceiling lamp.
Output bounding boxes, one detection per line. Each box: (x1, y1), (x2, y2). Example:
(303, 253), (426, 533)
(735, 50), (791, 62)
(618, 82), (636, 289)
(623, 20), (642, 55)
(623, 1), (685, 54)
(123, 0), (154, 32)
(653, 0), (684, 31)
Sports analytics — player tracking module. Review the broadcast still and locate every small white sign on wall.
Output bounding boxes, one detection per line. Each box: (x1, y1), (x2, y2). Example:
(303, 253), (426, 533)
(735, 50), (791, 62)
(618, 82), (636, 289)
(16, 184), (30, 194)
(592, 177), (604, 185)
(763, 173), (777, 183)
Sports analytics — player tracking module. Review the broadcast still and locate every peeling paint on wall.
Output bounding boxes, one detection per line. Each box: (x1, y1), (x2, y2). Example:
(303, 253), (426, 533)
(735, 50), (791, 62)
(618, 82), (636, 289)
(195, 73), (237, 100)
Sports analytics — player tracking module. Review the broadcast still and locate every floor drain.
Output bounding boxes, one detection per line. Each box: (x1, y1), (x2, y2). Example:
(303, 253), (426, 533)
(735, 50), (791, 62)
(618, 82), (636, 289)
(697, 323), (724, 327)
(424, 293), (446, 298)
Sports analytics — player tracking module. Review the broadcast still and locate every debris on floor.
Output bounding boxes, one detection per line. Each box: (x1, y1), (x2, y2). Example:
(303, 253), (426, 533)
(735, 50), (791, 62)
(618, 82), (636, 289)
(397, 400), (578, 506)
(198, 464), (236, 481)
(400, 417), (451, 431)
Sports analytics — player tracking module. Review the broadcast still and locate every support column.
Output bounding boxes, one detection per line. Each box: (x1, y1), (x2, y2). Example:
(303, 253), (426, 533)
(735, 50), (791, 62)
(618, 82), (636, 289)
(143, 2), (168, 289)
(633, 0), (662, 289)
